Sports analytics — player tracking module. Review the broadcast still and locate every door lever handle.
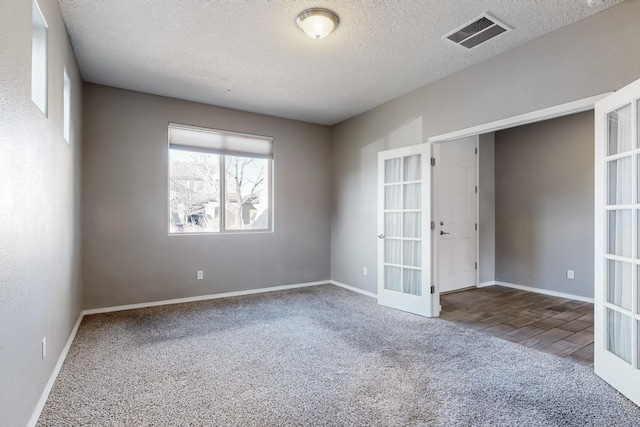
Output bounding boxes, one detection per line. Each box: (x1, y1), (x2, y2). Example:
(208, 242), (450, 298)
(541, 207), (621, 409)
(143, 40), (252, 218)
(378, 234), (385, 239)
(440, 231), (450, 235)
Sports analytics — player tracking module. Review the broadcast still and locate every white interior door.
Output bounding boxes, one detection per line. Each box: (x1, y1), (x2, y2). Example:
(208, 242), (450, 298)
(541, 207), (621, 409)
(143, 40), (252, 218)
(434, 136), (478, 293)
(377, 144), (434, 317)
(594, 77), (640, 406)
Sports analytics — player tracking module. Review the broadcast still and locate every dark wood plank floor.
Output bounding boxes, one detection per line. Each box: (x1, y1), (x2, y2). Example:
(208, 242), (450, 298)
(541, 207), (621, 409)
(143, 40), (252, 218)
(440, 285), (594, 367)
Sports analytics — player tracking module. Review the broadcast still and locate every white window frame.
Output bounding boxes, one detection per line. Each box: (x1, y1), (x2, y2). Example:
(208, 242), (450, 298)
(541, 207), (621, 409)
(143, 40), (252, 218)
(31, 0), (48, 115)
(167, 123), (274, 235)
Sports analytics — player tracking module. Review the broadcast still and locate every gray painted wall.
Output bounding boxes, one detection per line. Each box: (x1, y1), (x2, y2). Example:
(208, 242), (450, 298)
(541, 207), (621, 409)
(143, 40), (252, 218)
(479, 133), (496, 285)
(0, 0), (83, 425)
(495, 112), (594, 298)
(331, 0), (640, 294)
(82, 84), (332, 308)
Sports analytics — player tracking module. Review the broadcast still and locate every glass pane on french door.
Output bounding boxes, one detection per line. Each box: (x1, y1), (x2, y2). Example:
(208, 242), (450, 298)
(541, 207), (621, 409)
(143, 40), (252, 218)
(608, 104), (631, 155)
(604, 102), (637, 367)
(637, 320), (640, 366)
(608, 308), (632, 363)
(607, 260), (632, 310)
(384, 266), (401, 292)
(383, 154), (422, 296)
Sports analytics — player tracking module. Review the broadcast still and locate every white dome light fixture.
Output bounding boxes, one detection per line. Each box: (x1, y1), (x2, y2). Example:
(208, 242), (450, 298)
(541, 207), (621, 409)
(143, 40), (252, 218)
(296, 8), (339, 40)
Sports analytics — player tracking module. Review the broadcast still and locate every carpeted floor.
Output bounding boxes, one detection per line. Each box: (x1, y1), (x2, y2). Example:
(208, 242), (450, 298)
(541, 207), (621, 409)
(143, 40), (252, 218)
(38, 285), (640, 426)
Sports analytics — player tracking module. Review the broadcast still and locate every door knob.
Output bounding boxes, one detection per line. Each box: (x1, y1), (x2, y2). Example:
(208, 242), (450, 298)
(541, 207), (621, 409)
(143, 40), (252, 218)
(378, 234), (386, 239)
(440, 231), (450, 235)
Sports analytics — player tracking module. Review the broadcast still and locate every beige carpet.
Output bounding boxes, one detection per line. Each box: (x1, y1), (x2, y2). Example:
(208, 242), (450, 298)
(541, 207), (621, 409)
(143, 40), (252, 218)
(38, 285), (640, 426)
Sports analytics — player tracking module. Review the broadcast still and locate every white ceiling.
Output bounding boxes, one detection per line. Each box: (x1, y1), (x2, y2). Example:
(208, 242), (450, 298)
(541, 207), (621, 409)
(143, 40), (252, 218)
(58, 0), (623, 125)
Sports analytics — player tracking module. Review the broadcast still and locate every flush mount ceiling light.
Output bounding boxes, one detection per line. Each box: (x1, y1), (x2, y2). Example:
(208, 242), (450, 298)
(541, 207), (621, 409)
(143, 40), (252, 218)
(296, 8), (339, 40)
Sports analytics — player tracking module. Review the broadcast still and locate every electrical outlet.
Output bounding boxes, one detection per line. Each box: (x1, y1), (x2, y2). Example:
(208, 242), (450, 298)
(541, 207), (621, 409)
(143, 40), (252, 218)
(42, 337), (46, 359)
(197, 270), (204, 280)
(363, 267), (368, 276)
(567, 270), (575, 279)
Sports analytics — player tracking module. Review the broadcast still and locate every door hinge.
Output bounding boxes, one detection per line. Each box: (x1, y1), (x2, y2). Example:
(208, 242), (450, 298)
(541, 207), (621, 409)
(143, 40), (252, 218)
(431, 221), (435, 230)
(475, 223), (478, 231)
(475, 147), (478, 155)
(431, 157), (436, 166)
(475, 185), (478, 194)
(475, 262), (478, 270)
(430, 285), (435, 294)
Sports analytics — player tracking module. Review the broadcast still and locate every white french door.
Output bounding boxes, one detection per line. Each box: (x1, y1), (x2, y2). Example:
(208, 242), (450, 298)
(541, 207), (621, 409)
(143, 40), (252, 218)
(594, 77), (640, 406)
(377, 144), (434, 317)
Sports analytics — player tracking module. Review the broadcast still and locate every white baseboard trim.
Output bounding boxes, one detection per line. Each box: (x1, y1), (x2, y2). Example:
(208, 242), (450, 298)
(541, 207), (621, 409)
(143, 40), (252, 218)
(478, 281), (498, 288)
(479, 280), (594, 303)
(82, 280), (330, 315)
(330, 280), (377, 299)
(27, 313), (84, 427)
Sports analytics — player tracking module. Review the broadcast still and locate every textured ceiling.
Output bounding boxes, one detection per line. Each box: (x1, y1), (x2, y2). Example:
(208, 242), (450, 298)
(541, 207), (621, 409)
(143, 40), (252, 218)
(58, 0), (623, 125)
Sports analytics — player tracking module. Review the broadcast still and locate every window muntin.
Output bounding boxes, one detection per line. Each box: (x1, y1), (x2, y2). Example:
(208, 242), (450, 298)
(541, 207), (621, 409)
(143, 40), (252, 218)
(31, 0), (48, 114)
(168, 124), (272, 234)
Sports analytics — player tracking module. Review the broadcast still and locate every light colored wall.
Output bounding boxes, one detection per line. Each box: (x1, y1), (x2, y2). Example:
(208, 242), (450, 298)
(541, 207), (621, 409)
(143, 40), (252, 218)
(82, 84), (332, 309)
(0, 0), (83, 425)
(479, 133), (495, 285)
(495, 111), (594, 298)
(331, 0), (640, 294)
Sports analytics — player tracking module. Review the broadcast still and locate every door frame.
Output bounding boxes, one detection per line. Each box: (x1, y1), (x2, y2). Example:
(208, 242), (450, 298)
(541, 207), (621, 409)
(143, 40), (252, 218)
(427, 94), (609, 144)
(426, 93), (610, 312)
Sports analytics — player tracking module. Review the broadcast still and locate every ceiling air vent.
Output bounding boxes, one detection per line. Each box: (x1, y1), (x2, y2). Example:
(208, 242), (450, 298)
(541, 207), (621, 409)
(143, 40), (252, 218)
(443, 13), (511, 49)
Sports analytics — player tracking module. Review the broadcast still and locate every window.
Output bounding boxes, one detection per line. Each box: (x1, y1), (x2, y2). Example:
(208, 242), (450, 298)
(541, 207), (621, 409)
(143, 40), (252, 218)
(31, 0), (48, 114)
(63, 68), (71, 142)
(168, 124), (273, 234)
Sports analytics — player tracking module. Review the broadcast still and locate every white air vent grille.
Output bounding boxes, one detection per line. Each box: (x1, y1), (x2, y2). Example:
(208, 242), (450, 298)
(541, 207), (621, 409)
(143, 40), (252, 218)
(443, 13), (511, 49)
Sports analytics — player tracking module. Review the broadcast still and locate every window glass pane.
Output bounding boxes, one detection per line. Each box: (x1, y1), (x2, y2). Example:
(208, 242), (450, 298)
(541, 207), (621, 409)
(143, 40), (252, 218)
(385, 239), (401, 265)
(385, 158), (401, 183)
(608, 104), (631, 155)
(224, 156), (269, 231)
(403, 268), (421, 296)
(607, 157), (631, 205)
(607, 210), (631, 257)
(63, 68), (71, 143)
(385, 213), (401, 237)
(403, 241), (421, 267)
(607, 308), (632, 364)
(404, 183), (421, 210)
(384, 266), (401, 292)
(385, 185), (401, 210)
(169, 149), (221, 233)
(31, 1), (47, 114)
(607, 260), (632, 311)
(403, 155), (421, 181)
(403, 212), (421, 238)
